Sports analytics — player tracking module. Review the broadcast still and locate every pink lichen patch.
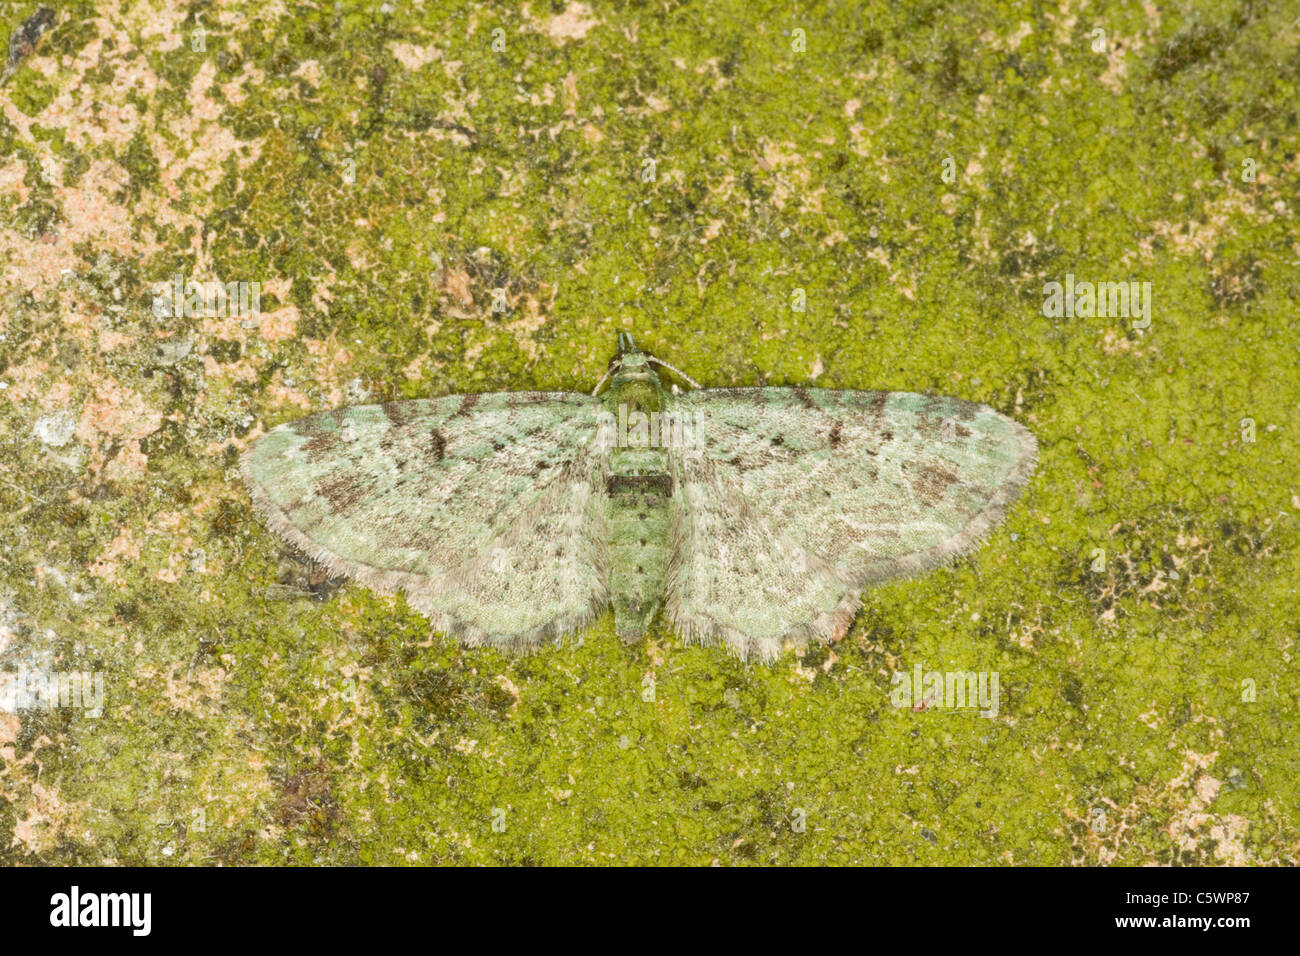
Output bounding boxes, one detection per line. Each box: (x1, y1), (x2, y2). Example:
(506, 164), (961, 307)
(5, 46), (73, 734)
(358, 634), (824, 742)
(35, 379), (74, 411)
(187, 59), (224, 121)
(220, 62), (265, 106)
(979, 21), (1034, 53)
(205, 429), (261, 457)
(0, 160), (138, 295)
(528, 1), (601, 44)
(222, 276), (295, 342)
(200, 312), (250, 343)
(0, 359), (53, 403)
(54, 288), (109, 348)
(1207, 815), (1251, 865)
(1148, 189), (1271, 259)
(149, 121), (263, 229)
(155, 665), (227, 714)
(0, 712), (18, 750)
(5, 14), (267, 257)
(267, 377), (313, 410)
(10, 781), (82, 856)
(202, 353), (258, 383)
(1063, 711), (1270, 864)
(301, 336), (358, 408)
(123, 0), (190, 41)
(438, 264), (475, 316)
(89, 530), (142, 583)
(102, 439), (150, 482)
(258, 304), (301, 341)
(561, 71), (581, 115)
(307, 270), (338, 315)
(150, 510), (187, 534)
(0, 160), (30, 205)
(1194, 773), (1222, 804)
(97, 328), (136, 354)
(76, 379), (164, 444)
(757, 139), (813, 210)
(389, 41), (443, 70)
(293, 59), (323, 86)
(12, 15), (157, 150)
(501, 290), (554, 360)
(345, 238), (381, 273)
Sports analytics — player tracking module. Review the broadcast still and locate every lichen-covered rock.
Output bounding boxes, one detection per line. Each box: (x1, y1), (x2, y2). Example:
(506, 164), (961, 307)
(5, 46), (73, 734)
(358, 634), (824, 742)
(0, 0), (1296, 865)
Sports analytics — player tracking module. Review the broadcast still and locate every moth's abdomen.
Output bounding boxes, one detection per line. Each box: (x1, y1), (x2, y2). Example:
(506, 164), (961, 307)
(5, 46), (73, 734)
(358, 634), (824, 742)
(606, 465), (673, 643)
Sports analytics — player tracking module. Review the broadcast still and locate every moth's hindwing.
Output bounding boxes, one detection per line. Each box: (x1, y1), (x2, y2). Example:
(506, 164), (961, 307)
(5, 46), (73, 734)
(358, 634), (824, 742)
(241, 392), (610, 650)
(664, 387), (1037, 660)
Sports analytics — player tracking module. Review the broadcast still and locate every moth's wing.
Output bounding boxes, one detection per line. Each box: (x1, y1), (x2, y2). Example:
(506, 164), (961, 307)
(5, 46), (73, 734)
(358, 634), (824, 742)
(665, 387), (1036, 659)
(240, 392), (609, 650)
(663, 451), (859, 662)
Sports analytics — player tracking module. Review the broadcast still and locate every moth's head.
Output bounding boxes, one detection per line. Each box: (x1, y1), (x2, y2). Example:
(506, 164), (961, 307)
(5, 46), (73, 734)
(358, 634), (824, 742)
(600, 331), (699, 394)
(609, 332), (654, 375)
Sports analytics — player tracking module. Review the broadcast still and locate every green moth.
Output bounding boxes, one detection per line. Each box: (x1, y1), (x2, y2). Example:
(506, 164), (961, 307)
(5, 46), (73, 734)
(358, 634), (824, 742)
(241, 334), (1036, 660)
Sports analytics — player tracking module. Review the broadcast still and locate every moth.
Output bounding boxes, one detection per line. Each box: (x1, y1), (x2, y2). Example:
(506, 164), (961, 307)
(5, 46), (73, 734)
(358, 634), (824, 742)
(241, 334), (1036, 661)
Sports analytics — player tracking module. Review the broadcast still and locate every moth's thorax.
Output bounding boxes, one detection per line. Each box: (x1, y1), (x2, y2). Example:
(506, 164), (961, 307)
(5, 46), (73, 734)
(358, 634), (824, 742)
(602, 368), (670, 479)
(607, 362), (661, 393)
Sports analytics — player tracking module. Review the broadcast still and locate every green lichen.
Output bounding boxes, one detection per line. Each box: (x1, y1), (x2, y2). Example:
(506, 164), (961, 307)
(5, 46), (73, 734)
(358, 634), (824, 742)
(0, 0), (1297, 865)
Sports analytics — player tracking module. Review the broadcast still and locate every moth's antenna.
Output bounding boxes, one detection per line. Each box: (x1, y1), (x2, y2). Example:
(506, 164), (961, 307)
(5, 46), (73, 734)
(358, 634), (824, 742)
(647, 357), (702, 390)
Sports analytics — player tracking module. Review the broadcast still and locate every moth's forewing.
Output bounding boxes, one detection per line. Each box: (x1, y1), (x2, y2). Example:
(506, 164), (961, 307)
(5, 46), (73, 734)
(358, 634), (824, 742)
(241, 392), (610, 650)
